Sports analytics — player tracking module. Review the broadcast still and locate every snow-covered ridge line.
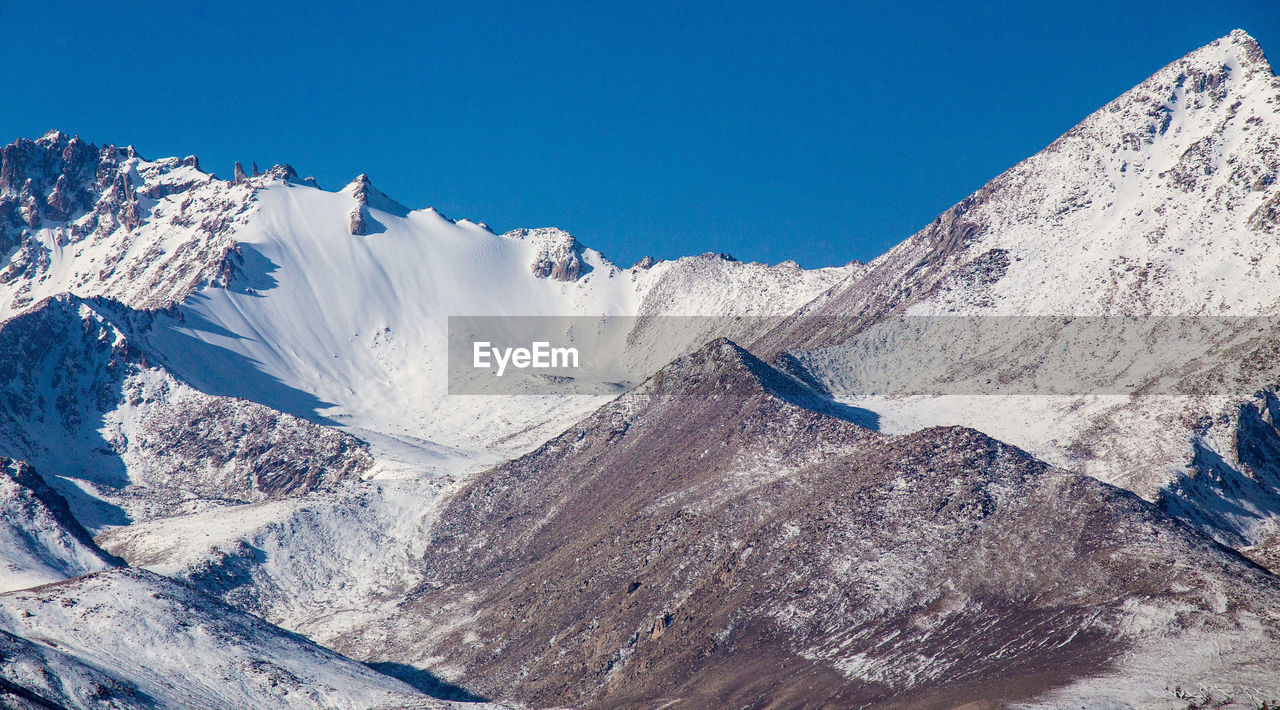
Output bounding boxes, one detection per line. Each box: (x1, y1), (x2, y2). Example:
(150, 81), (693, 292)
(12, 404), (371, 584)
(0, 567), (477, 709)
(0, 130), (257, 319)
(752, 28), (1280, 565)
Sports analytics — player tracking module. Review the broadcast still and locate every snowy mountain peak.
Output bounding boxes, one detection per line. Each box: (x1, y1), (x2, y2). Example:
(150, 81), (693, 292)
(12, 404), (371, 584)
(1222, 28), (1272, 73)
(635, 337), (839, 411)
(766, 29), (1280, 330)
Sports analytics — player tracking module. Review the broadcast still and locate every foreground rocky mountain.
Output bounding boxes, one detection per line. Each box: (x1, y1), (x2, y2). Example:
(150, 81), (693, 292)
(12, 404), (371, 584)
(2, 28), (1280, 710)
(293, 340), (1275, 708)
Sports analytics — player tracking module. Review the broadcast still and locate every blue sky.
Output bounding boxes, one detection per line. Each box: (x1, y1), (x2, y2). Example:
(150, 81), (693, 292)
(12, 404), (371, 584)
(2, 1), (1277, 268)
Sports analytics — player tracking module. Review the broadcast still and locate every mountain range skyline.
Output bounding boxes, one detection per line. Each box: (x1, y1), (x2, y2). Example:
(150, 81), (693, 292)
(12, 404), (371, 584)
(3, 24), (1280, 709)
(6, 2), (1278, 269)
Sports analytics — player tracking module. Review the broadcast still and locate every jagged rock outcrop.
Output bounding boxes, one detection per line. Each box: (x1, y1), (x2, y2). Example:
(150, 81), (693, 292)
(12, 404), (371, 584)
(345, 173), (409, 236)
(346, 173), (375, 235)
(0, 131), (259, 317)
(349, 206), (368, 236)
(507, 227), (585, 281)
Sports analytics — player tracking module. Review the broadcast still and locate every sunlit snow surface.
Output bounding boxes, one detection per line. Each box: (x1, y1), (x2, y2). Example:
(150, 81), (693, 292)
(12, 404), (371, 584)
(142, 181), (852, 478)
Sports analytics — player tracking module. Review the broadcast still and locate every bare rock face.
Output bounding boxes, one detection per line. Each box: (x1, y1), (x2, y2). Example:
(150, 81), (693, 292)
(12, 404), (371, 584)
(233, 161), (249, 183)
(347, 181), (369, 236)
(266, 163), (298, 181)
(344, 173), (408, 236)
(506, 227), (585, 281)
(349, 205), (368, 236)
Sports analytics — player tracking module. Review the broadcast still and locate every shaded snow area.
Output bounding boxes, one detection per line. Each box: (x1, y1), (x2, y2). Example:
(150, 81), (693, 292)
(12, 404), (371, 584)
(0, 459), (115, 593)
(0, 569), (495, 709)
(2, 29), (1280, 710)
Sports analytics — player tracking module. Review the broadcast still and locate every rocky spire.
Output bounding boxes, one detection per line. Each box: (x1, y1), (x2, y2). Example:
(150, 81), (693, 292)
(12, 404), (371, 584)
(506, 227), (586, 281)
(347, 173), (372, 235)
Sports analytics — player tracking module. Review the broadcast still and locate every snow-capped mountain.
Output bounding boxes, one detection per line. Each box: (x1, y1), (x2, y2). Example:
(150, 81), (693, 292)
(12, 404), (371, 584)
(0, 130), (857, 480)
(767, 30), (1280, 328)
(758, 29), (1280, 565)
(2, 27), (1280, 710)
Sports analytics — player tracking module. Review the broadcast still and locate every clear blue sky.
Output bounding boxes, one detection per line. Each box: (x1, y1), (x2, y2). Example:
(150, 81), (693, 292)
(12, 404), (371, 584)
(2, 1), (1277, 268)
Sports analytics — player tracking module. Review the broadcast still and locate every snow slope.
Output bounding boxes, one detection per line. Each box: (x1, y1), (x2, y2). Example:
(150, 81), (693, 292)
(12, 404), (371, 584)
(127, 176), (855, 477)
(0, 568), (484, 709)
(0, 458), (116, 593)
